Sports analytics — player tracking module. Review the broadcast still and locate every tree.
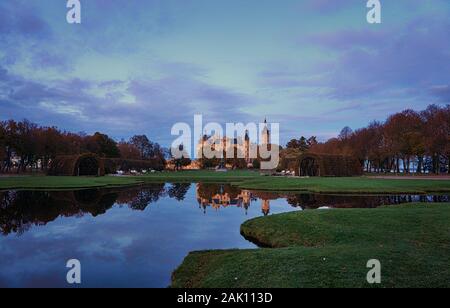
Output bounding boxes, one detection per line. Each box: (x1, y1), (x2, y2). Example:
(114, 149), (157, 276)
(445, 105), (450, 174)
(307, 136), (318, 147)
(173, 144), (191, 171)
(421, 105), (447, 174)
(0, 120), (18, 172)
(286, 136), (312, 152)
(85, 132), (120, 158)
(14, 120), (39, 173)
(37, 126), (66, 170)
(383, 110), (424, 173)
(118, 141), (141, 160)
(130, 135), (153, 159)
(0, 122), (5, 162)
(339, 126), (353, 140)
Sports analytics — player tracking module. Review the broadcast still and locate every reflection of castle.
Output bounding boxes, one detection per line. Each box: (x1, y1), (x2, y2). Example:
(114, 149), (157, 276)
(261, 199), (270, 216)
(196, 184), (271, 216)
(196, 119), (271, 163)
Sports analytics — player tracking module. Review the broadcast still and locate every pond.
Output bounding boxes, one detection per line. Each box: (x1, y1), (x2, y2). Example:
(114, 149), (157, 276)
(0, 183), (448, 287)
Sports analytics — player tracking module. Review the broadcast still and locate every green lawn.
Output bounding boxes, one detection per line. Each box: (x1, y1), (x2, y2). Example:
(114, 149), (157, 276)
(137, 170), (259, 183)
(0, 175), (142, 190)
(138, 171), (450, 194)
(234, 176), (450, 194)
(171, 203), (450, 288)
(0, 171), (257, 190)
(1, 170), (450, 193)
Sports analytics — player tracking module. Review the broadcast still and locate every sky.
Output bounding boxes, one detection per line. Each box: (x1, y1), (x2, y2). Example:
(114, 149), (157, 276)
(0, 0), (449, 147)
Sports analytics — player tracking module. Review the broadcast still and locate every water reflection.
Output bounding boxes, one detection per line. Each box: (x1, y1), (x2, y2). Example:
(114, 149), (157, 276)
(195, 183), (450, 215)
(1, 183), (449, 236)
(285, 193), (450, 209)
(0, 183), (449, 287)
(196, 184), (254, 214)
(0, 184), (183, 236)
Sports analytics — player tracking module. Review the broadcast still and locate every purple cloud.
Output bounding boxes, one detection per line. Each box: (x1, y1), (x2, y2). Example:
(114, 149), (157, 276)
(0, 63), (254, 144)
(0, 2), (52, 39)
(301, 17), (450, 103)
(430, 85), (450, 103)
(30, 51), (72, 72)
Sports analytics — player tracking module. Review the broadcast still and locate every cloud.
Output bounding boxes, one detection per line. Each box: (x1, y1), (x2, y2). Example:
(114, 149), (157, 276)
(154, 62), (209, 78)
(304, 29), (388, 50)
(128, 76), (252, 123)
(0, 2), (52, 39)
(0, 63), (254, 144)
(30, 51), (72, 72)
(430, 85), (450, 103)
(1, 0), (449, 146)
(301, 17), (450, 102)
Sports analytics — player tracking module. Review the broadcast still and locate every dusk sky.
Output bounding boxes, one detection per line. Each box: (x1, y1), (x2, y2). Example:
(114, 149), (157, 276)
(1, 0), (449, 146)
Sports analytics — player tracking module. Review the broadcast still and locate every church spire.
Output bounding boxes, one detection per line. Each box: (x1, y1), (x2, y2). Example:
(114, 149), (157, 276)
(262, 117), (270, 145)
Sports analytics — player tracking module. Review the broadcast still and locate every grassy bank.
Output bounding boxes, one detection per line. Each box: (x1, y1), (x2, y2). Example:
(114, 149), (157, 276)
(138, 170), (259, 183)
(0, 170), (256, 190)
(172, 203), (450, 288)
(234, 176), (450, 194)
(0, 175), (143, 190)
(138, 171), (450, 194)
(1, 170), (450, 193)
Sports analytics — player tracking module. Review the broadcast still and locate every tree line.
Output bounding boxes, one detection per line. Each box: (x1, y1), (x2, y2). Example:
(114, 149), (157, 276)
(286, 104), (450, 174)
(0, 119), (166, 173)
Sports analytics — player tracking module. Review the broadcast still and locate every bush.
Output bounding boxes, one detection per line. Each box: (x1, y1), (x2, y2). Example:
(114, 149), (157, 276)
(252, 159), (261, 169)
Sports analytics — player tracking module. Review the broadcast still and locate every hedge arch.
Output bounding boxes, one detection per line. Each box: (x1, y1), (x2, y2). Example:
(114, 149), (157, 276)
(48, 153), (105, 176)
(283, 153), (362, 177)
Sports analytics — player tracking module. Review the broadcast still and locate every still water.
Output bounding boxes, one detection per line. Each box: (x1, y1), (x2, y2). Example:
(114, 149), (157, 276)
(0, 183), (448, 288)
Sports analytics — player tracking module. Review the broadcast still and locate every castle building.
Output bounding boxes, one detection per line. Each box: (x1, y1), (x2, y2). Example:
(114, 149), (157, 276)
(196, 118), (272, 165)
(262, 118), (270, 145)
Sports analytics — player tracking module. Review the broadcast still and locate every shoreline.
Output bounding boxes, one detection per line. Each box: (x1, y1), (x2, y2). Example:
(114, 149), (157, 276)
(171, 203), (450, 288)
(1, 171), (450, 194)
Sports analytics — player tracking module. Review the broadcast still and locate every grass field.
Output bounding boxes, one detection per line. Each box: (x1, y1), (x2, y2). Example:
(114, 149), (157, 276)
(234, 176), (450, 194)
(139, 171), (450, 194)
(171, 203), (450, 288)
(1, 170), (450, 193)
(0, 175), (142, 190)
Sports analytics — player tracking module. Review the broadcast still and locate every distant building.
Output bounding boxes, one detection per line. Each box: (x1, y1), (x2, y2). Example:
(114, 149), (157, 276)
(196, 118), (272, 165)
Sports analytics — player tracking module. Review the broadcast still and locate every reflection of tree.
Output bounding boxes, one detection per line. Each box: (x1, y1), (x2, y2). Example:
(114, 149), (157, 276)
(115, 184), (166, 211)
(285, 194), (450, 210)
(167, 183), (191, 201)
(0, 184), (168, 236)
(0, 190), (118, 236)
(251, 191), (280, 201)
